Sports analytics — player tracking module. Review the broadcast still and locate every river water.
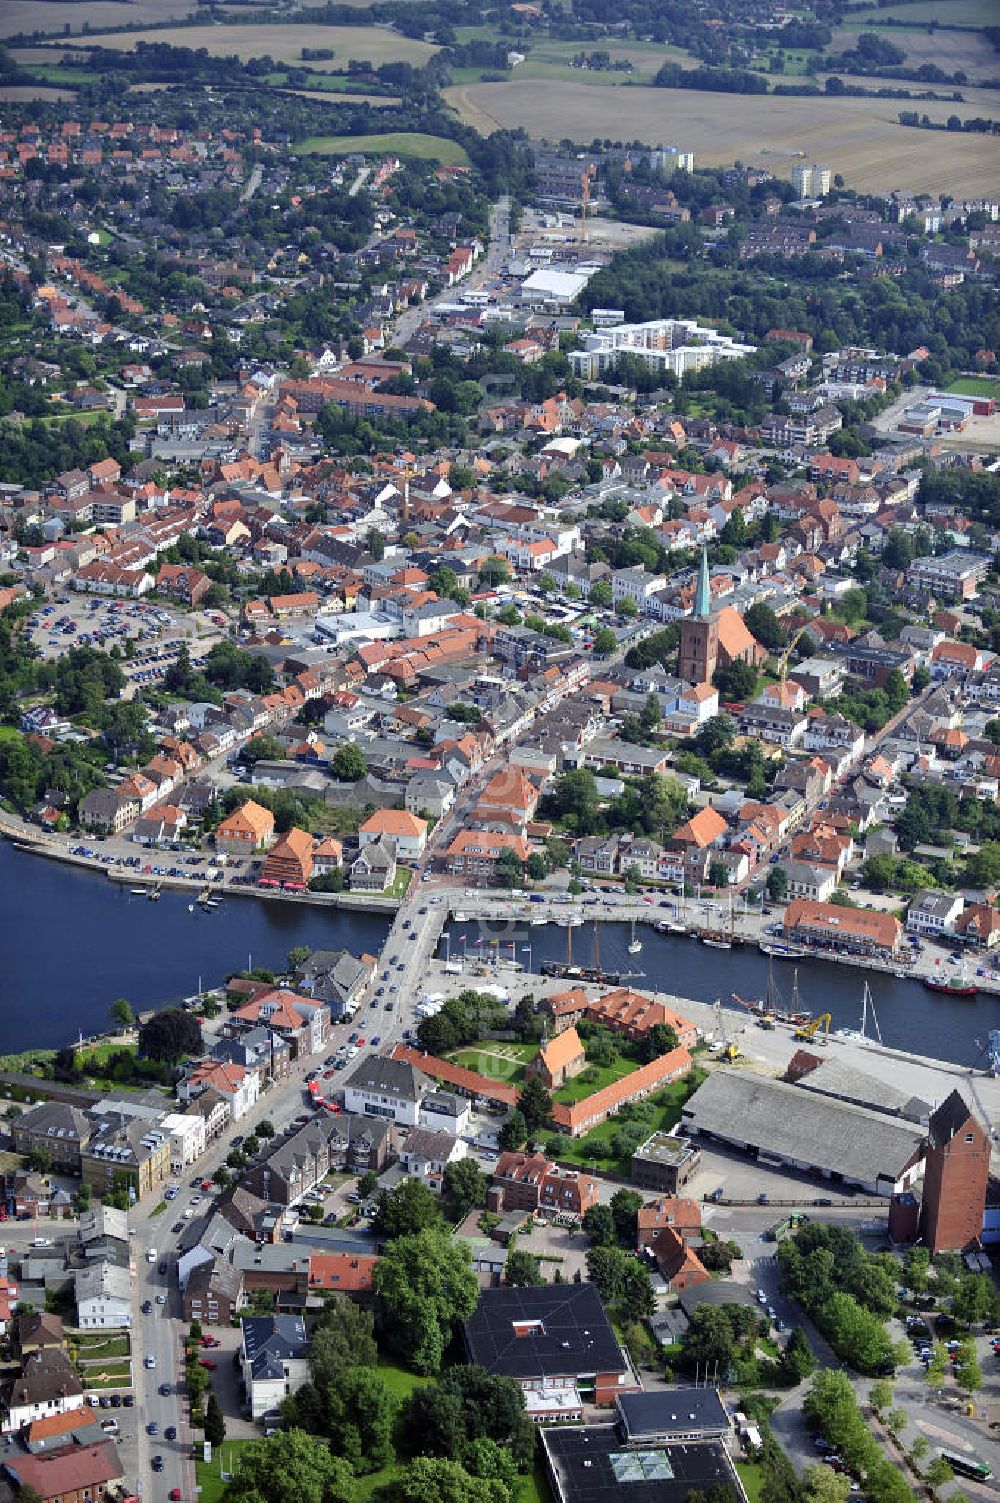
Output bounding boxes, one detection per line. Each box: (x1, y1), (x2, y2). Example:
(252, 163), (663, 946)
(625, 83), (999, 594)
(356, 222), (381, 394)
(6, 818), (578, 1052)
(1, 840), (993, 1065)
(0, 841), (392, 1051)
(447, 915), (997, 1069)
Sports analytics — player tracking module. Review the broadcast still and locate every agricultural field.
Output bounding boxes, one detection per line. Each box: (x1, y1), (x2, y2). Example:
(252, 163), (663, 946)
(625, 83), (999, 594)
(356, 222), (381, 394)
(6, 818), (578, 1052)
(282, 89), (403, 107)
(823, 21), (1000, 83)
(444, 79), (1000, 197)
(0, 0), (198, 40)
(839, 0), (998, 22)
(294, 131), (469, 164)
(0, 83), (76, 99)
(56, 23), (439, 68)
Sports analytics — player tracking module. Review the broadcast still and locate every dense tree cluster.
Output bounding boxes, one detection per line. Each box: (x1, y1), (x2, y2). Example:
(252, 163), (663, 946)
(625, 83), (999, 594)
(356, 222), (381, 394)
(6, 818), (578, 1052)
(778, 1223), (899, 1374)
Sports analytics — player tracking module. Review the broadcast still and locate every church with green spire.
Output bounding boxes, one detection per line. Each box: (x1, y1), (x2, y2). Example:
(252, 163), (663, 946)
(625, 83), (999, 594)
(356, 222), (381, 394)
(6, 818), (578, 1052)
(678, 546), (765, 687)
(678, 546), (720, 684)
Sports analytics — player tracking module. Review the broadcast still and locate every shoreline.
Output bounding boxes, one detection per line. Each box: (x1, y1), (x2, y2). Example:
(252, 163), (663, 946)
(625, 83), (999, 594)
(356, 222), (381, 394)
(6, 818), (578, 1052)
(0, 820), (402, 914)
(7, 813), (1000, 993)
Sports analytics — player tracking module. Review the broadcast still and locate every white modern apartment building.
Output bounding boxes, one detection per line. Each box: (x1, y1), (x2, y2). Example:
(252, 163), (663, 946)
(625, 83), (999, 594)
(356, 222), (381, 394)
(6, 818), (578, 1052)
(570, 317), (755, 381)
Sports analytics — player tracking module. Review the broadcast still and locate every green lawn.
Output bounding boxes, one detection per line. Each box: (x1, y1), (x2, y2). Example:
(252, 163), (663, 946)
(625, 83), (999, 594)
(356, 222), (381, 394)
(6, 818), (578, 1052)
(385, 866), (413, 899)
(76, 1335), (129, 1359)
(736, 1462), (765, 1503)
(553, 1071), (705, 1174)
(375, 1357), (427, 1400)
(0, 726), (23, 743)
(293, 132), (470, 165)
(518, 1463), (554, 1503)
(353, 1465), (403, 1502)
(450, 1042), (536, 1082)
(553, 1057), (637, 1106)
(197, 1440), (254, 1503)
(946, 375), (1000, 398)
(79, 1042), (136, 1069)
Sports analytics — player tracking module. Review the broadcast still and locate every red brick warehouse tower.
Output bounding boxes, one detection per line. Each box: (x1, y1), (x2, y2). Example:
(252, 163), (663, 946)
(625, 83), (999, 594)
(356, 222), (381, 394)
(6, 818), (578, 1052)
(919, 1090), (990, 1256)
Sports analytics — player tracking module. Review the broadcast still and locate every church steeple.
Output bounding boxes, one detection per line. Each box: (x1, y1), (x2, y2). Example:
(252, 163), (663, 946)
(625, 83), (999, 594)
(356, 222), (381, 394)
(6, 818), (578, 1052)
(695, 546), (711, 620)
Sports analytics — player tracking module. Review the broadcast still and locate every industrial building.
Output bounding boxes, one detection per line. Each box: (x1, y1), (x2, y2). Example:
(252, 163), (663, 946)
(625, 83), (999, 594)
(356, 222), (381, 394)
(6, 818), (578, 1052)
(680, 1069), (926, 1196)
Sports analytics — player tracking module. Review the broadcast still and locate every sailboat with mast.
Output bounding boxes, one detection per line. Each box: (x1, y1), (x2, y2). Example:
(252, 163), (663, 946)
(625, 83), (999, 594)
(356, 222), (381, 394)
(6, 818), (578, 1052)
(628, 918), (642, 955)
(835, 980), (883, 1045)
(732, 956), (811, 1026)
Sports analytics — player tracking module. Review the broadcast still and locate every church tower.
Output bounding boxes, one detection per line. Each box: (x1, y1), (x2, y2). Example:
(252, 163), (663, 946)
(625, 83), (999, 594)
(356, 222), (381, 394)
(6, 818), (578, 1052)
(678, 547), (719, 686)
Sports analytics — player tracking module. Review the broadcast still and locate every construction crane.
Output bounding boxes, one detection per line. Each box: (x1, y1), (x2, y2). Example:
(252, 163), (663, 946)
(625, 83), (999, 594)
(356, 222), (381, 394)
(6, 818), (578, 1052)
(711, 998), (747, 1060)
(794, 1013), (831, 1044)
(580, 170), (591, 241)
(776, 624), (810, 688)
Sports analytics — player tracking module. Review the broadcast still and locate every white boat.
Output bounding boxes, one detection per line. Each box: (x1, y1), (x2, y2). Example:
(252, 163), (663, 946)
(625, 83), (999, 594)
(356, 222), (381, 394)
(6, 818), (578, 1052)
(188, 903), (196, 913)
(129, 888), (146, 896)
(203, 898), (221, 909)
(531, 917), (546, 927)
(703, 937), (732, 950)
(835, 981), (883, 1047)
(627, 918), (642, 956)
(453, 911), (470, 922)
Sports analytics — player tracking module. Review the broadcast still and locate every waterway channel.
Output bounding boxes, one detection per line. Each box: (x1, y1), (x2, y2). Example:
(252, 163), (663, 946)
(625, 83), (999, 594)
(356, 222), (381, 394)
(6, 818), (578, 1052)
(449, 915), (998, 1070)
(0, 841), (392, 1051)
(2, 840), (995, 1066)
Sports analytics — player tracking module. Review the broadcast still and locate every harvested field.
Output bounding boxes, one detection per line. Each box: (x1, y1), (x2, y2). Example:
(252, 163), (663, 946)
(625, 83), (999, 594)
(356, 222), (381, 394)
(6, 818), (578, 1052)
(0, 82), (75, 99)
(56, 23), (438, 67)
(283, 90), (402, 106)
(445, 80), (1000, 197)
(294, 131), (469, 164)
(826, 22), (1000, 82)
(0, 0), (198, 40)
(845, 0), (998, 21)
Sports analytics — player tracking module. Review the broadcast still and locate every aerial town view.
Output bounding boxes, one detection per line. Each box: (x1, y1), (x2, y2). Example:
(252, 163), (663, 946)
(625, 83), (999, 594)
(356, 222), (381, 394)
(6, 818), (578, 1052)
(2, 2), (1000, 1503)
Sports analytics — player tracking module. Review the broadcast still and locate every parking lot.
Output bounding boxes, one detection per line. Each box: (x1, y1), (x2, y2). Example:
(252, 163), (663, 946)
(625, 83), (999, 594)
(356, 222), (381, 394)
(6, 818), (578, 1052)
(26, 594), (223, 683)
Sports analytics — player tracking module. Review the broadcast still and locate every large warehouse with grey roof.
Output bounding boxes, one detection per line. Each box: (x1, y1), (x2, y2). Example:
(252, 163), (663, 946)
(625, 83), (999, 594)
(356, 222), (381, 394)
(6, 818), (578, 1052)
(680, 1069), (926, 1195)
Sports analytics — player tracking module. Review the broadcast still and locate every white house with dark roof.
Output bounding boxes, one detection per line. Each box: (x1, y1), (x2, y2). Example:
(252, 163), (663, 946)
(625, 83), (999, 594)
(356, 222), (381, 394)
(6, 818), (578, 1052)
(241, 1314), (309, 1419)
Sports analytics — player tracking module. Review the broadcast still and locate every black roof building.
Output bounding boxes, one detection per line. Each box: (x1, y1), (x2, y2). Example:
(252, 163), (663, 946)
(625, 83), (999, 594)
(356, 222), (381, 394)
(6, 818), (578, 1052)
(617, 1389), (730, 1444)
(542, 1423), (740, 1503)
(463, 1284), (627, 1385)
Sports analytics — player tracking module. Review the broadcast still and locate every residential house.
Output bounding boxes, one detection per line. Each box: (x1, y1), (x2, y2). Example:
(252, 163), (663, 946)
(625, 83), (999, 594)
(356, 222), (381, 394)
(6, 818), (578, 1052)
(487, 1153), (599, 1219)
(182, 1259), (244, 1327)
(12, 1104), (91, 1174)
(342, 1056), (429, 1127)
(228, 988), (329, 1059)
(3, 1440), (125, 1503)
(398, 1127), (464, 1190)
(244, 1113), (392, 1206)
(445, 829), (532, 880)
(358, 809), (428, 861)
(349, 838), (397, 892)
(5, 1350), (85, 1433)
(906, 890), (964, 938)
(179, 1060), (260, 1122)
(241, 1314), (309, 1420)
(214, 800), (276, 856)
(73, 1264), (132, 1330)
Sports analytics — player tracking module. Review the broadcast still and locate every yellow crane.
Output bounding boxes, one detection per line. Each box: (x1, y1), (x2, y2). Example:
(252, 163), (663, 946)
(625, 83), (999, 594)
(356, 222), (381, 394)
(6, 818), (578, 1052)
(776, 624), (810, 687)
(580, 169), (591, 240)
(794, 1013), (831, 1044)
